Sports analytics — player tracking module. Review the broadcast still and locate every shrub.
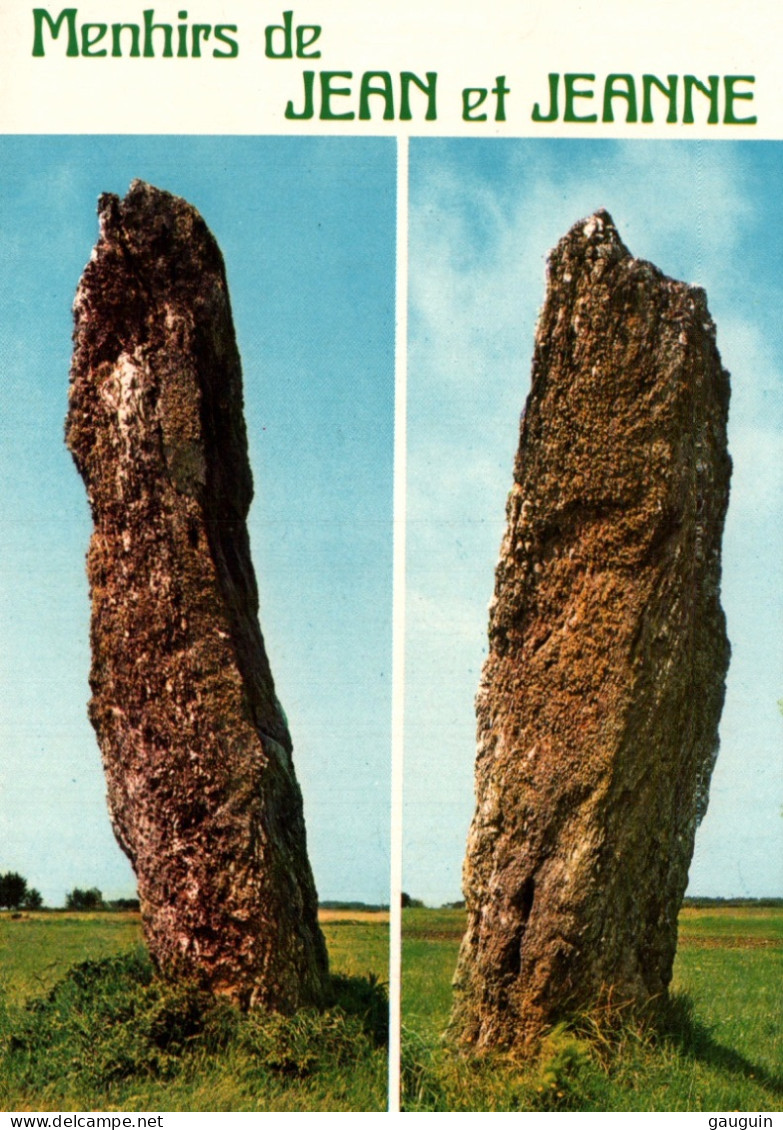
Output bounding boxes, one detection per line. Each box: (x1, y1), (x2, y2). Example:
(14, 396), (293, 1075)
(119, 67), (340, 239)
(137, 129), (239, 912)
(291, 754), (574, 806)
(0, 948), (387, 1098)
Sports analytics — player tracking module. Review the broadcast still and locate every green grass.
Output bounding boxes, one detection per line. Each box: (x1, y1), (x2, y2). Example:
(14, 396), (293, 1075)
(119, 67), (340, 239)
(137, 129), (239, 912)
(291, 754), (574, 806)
(401, 906), (783, 1111)
(0, 912), (389, 1112)
(0, 913), (141, 1006)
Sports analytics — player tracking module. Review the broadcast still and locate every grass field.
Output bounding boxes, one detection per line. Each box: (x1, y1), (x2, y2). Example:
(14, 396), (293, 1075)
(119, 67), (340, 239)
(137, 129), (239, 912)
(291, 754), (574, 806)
(402, 905), (783, 1111)
(0, 910), (389, 1112)
(3, 906), (780, 1111)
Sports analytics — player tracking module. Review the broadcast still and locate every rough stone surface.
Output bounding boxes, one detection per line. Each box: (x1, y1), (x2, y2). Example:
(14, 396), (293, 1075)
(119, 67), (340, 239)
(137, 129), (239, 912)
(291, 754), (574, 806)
(452, 210), (731, 1052)
(66, 180), (329, 1011)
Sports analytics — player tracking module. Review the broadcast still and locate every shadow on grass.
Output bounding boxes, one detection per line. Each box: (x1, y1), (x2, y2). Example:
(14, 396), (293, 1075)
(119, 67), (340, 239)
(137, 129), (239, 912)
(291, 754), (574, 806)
(328, 972), (388, 1046)
(655, 993), (783, 1098)
(400, 991), (783, 1113)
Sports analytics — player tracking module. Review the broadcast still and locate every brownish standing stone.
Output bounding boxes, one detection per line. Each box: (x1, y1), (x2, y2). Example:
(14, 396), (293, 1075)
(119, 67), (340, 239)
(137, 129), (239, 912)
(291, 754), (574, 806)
(66, 180), (329, 1011)
(452, 210), (731, 1052)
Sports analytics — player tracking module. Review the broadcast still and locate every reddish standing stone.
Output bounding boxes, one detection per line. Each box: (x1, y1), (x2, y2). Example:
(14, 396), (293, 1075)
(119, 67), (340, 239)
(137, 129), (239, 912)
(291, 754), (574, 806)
(452, 210), (731, 1051)
(66, 181), (328, 1011)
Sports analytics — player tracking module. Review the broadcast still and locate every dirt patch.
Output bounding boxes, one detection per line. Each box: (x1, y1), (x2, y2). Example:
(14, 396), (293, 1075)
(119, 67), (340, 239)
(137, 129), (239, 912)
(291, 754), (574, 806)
(677, 935), (780, 950)
(319, 910), (390, 924)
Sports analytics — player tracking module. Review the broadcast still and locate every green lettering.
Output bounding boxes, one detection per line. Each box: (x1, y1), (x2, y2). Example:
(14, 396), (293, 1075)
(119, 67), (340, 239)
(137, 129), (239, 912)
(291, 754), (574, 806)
(143, 10), (173, 57)
(564, 74), (596, 122)
(190, 24), (210, 57)
(463, 86), (488, 122)
(602, 73), (637, 122)
(724, 75), (756, 124)
(285, 70), (314, 119)
(32, 8), (78, 57)
(683, 75), (719, 124)
(295, 23), (321, 58)
(111, 23), (141, 57)
(532, 73), (559, 122)
(212, 25), (238, 57)
(642, 74), (677, 123)
(492, 76), (509, 122)
(400, 72), (437, 121)
(265, 11), (293, 58)
(320, 71), (354, 120)
(177, 14), (187, 58)
(359, 72), (394, 121)
(81, 22), (107, 56)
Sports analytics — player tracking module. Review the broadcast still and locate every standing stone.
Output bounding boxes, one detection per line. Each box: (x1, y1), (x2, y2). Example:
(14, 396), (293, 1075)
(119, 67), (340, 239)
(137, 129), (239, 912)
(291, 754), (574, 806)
(66, 180), (329, 1011)
(452, 210), (731, 1051)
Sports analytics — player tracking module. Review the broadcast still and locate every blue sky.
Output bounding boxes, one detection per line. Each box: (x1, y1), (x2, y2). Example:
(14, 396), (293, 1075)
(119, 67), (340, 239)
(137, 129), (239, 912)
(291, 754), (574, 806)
(405, 139), (783, 906)
(0, 136), (395, 907)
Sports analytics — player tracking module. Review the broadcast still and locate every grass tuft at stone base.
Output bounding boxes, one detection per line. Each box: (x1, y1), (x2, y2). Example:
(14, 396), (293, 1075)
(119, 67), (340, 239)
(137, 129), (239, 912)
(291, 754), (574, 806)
(0, 944), (388, 1111)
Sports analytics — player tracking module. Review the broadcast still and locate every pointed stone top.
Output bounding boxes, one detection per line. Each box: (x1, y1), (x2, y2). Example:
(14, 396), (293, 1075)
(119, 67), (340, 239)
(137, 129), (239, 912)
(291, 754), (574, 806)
(576, 207), (624, 245)
(548, 209), (711, 317)
(73, 179), (229, 395)
(96, 179), (207, 243)
(548, 208), (631, 280)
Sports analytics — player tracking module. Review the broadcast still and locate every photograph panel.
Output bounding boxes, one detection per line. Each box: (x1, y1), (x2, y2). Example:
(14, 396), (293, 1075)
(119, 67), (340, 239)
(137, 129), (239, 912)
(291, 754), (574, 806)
(402, 138), (783, 1111)
(0, 135), (395, 1111)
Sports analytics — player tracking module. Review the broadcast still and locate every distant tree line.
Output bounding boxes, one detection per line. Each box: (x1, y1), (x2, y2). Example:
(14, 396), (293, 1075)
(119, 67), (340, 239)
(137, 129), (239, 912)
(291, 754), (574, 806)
(401, 892), (425, 908)
(64, 888), (140, 911)
(682, 896), (783, 908)
(0, 872), (42, 910)
(318, 900), (389, 912)
(65, 887), (105, 910)
(0, 874), (144, 913)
